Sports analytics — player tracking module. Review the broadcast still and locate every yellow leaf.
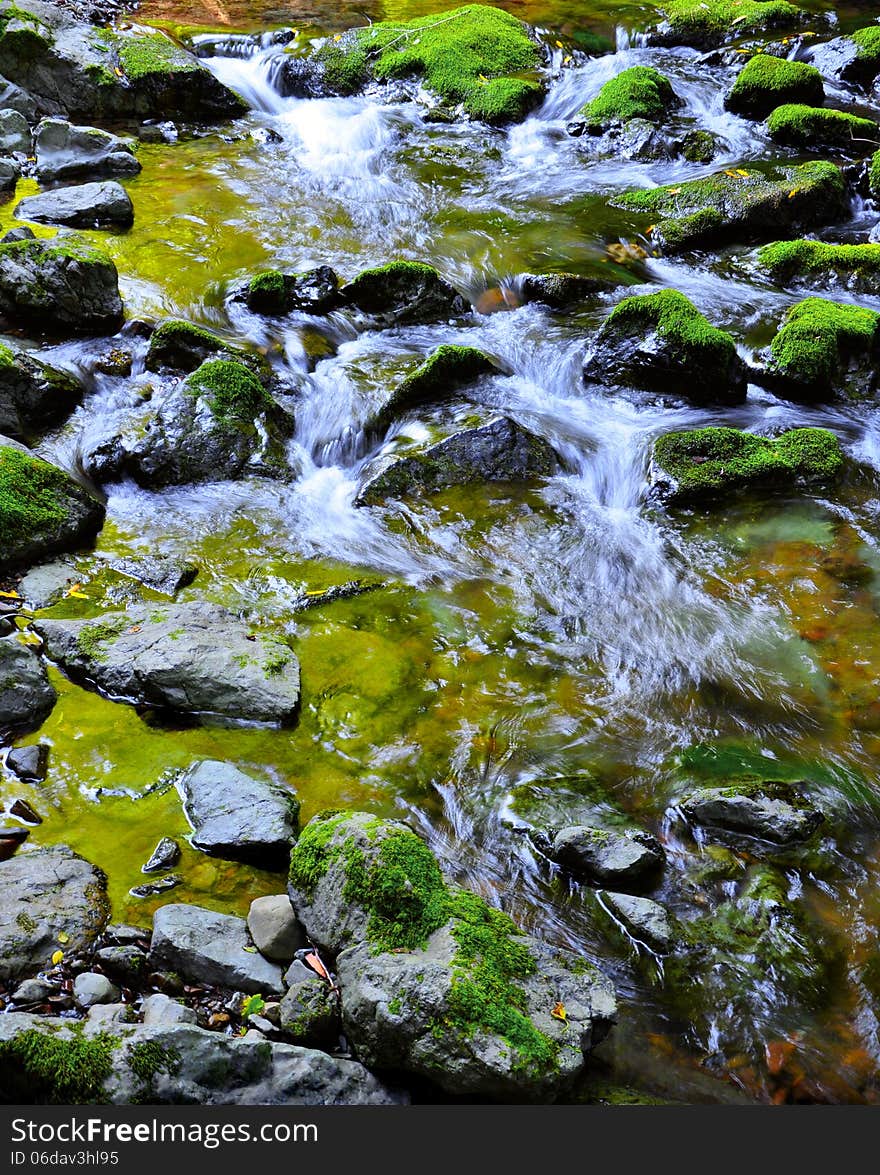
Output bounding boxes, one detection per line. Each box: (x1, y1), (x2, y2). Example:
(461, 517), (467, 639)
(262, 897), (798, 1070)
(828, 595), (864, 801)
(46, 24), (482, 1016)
(646, 224), (656, 233)
(551, 1001), (568, 1023)
(478, 73), (488, 82)
(563, 55), (572, 64)
(58, 931), (69, 944)
(0, 589), (20, 599)
(668, 187), (681, 195)
(554, 39), (564, 48)
(304, 589), (325, 596)
(333, 33), (342, 41)
(66, 590), (88, 600)
(788, 189), (798, 198)
(735, 169), (749, 177)
(724, 169), (738, 177)
(51, 950), (64, 966)
(114, 66), (123, 76)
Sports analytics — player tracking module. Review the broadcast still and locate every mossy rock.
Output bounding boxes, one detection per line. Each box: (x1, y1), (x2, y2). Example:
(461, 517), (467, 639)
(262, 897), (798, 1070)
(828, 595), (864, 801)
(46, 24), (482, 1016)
(0, 235), (123, 333)
(0, 441), (104, 572)
(645, 0), (815, 50)
(367, 344), (500, 433)
(315, 4), (544, 125)
(242, 266), (340, 316)
(725, 54), (823, 119)
(651, 425), (844, 503)
(0, 344), (83, 442)
(756, 240), (880, 294)
(679, 129), (720, 163)
(766, 103), (877, 152)
(518, 271), (626, 307)
(869, 147), (880, 199)
(340, 260), (468, 325)
(580, 66), (680, 131)
(760, 296), (880, 399)
(145, 319), (265, 377)
(611, 161), (847, 253)
(583, 289), (746, 403)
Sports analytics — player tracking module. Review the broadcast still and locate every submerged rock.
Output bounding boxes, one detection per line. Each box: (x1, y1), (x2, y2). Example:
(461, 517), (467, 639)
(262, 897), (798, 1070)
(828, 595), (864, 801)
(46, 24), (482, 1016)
(678, 781), (824, 843)
(288, 810), (617, 1098)
(340, 261), (469, 326)
(651, 425), (844, 503)
(107, 553), (198, 597)
(0, 235), (123, 332)
(150, 903), (284, 994)
(598, 891), (676, 953)
(33, 118), (140, 183)
(34, 602), (301, 724)
(5, 743), (49, 781)
(0, 1011), (404, 1104)
(178, 760), (299, 869)
(357, 417), (559, 505)
(725, 54), (824, 119)
(611, 161), (847, 253)
(0, 439), (105, 571)
(550, 826), (664, 888)
(141, 837), (180, 874)
(0, 635), (56, 734)
(583, 289), (747, 403)
(367, 344), (501, 433)
(240, 266), (340, 316)
(0, 844), (109, 980)
(0, 344), (83, 442)
(15, 180), (134, 228)
(518, 272), (623, 307)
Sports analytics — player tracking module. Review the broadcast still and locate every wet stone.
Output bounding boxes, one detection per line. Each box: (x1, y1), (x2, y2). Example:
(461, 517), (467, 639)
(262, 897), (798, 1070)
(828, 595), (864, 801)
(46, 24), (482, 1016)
(5, 744), (48, 782)
(141, 836), (181, 874)
(130, 873), (183, 899)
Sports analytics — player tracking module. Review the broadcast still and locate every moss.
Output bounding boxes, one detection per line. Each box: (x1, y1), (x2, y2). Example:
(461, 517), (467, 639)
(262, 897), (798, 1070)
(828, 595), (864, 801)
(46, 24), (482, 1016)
(317, 5), (543, 123)
(288, 809), (349, 893)
(15, 910), (37, 932)
(0, 446), (69, 552)
(85, 62), (116, 87)
(185, 360), (273, 425)
(653, 425), (843, 501)
(247, 270), (287, 314)
(654, 0), (809, 46)
(851, 25), (880, 69)
(768, 296), (880, 386)
(115, 33), (199, 80)
(127, 1041), (180, 1101)
(767, 103), (877, 150)
(372, 344), (496, 431)
(0, 1026), (117, 1103)
(581, 66), (678, 129)
(757, 239), (880, 291)
(726, 54), (824, 118)
(387, 996), (403, 1015)
(680, 129), (717, 163)
(603, 289), (737, 367)
(870, 148), (880, 199)
(0, 236), (110, 268)
(346, 260), (442, 297)
(77, 617), (128, 663)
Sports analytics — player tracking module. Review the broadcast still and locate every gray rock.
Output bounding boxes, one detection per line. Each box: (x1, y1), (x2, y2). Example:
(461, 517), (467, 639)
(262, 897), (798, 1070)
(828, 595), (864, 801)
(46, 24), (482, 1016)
(0, 1012), (405, 1104)
(1, 226), (35, 244)
(0, 346), (84, 442)
(356, 417), (559, 505)
(0, 76), (37, 122)
(550, 826), (664, 888)
(108, 553), (198, 596)
(179, 761), (299, 868)
(0, 235), (123, 332)
(0, 156), (18, 190)
(0, 844), (109, 980)
(141, 836), (180, 873)
(679, 783), (824, 844)
(17, 557), (78, 607)
(283, 959), (315, 987)
(279, 977), (339, 1048)
(0, 439), (105, 571)
(73, 971), (120, 1007)
(141, 992), (197, 1026)
(0, 634), (56, 734)
(599, 891), (675, 954)
(16, 180), (134, 228)
(87, 1002), (135, 1024)
(0, 108), (31, 153)
(94, 945), (148, 986)
(33, 118), (140, 183)
(341, 261), (468, 326)
(149, 903), (284, 995)
(248, 894), (304, 961)
(5, 744), (49, 781)
(34, 602), (301, 724)
(11, 976), (56, 1004)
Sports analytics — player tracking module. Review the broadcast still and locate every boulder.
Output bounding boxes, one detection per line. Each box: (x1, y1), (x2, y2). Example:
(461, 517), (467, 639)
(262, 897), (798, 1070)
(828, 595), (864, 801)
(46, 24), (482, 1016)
(248, 894), (304, 961)
(278, 977), (340, 1048)
(288, 811), (617, 1098)
(583, 290), (747, 403)
(766, 104), (877, 152)
(0, 844), (109, 980)
(33, 118), (140, 183)
(0, 108), (31, 154)
(144, 319), (260, 375)
(678, 781), (824, 843)
(550, 826), (664, 888)
(755, 239), (880, 295)
(0, 75), (36, 121)
(1, 226), (35, 244)
(340, 261), (469, 326)
(598, 891), (676, 953)
(808, 26), (880, 88)
(15, 180), (134, 228)
(73, 972), (119, 1008)
(644, 0), (817, 50)
(724, 54), (824, 119)
(0, 634), (56, 733)
(34, 602), (301, 724)
(140, 992), (197, 1026)
(5, 743), (49, 780)
(94, 945), (148, 987)
(241, 266), (340, 315)
(0, 345), (83, 442)
(107, 553), (198, 596)
(0, 440), (105, 572)
(579, 66), (680, 131)
(178, 760), (299, 869)
(611, 161), (848, 253)
(0, 1012), (405, 1104)
(367, 344), (501, 433)
(518, 272), (622, 308)
(356, 417), (559, 505)
(0, 235), (123, 332)
(84, 360), (294, 489)
(149, 903), (284, 995)
(0, 156), (18, 190)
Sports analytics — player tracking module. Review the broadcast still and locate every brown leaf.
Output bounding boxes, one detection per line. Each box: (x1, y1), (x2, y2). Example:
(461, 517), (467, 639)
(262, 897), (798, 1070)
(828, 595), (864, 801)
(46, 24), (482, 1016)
(550, 1001), (568, 1023)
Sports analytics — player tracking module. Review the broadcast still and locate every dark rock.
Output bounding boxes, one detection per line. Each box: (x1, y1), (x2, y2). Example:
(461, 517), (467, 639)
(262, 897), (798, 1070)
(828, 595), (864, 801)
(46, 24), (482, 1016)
(678, 781), (824, 843)
(248, 894), (304, 961)
(0, 632), (56, 733)
(33, 118), (140, 182)
(598, 891), (676, 953)
(141, 836), (180, 873)
(519, 271), (622, 308)
(340, 261), (469, 326)
(550, 826), (664, 887)
(0, 825), (29, 859)
(0, 75), (37, 122)
(241, 266), (341, 315)
(0, 235), (123, 332)
(149, 903), (284, 995)
(0, 156), (19, 190)
(107, 553), (198, 596)
(93, 347), (132, 376)
(130, 874), (182, 898)
(35, 602), (301, 724)
(144, 319), (257, 375)
(5, 744), (48, 781)
(0, 346), (83, 443)
(367, 344), (501, 434)
(8, 798), (42, 823)
(100, 923), (150, 947)
(15, 180), (134, 228)
(0, 227), (35, 244)
(356, 417), (559, 505)
(0, 844), (109, 980)
(94, 944), (148, 986)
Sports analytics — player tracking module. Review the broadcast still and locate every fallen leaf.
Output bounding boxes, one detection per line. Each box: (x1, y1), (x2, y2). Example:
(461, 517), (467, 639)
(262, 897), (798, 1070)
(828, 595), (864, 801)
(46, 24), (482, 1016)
(0, 589), (20, 599)
(724, 169), (738, 178)
(126, 624), (142, 634)
(304, 951), (332, 983)
(551, 1001), (568, 1023)
(241, 993), (266, 1020)
(114, 66), (124, 77)
(66, 590), (89, 600)
(57, 931), (69, 944)
(51, 950), (64, 966)
(668, 186), (681, 194)
(242, 945), (257, 954)
(554, 39), (564, 47)
(563, 54), (572, 64)
(788, 189), (798, 199)
(735, 168), (750, 177)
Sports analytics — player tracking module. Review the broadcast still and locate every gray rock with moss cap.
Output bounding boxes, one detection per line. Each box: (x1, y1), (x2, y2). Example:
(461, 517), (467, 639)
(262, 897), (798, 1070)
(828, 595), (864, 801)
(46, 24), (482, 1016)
(341, 261), (469, 326)
(144, 320), (264, 375)
(34, 602), (301, 724)
(644, 0), (815, 50)
(0, 844), (109, 980)
(725, 54), (824, 119)
(33, 118), (140, 183)
(288, 811), (616, 1098)
(367, 344), (501, 433)
(0, 235), (123, 331)
(678, 781), (823, 843)
(551, 826), (664, 888)
(0, 346), (83, 442)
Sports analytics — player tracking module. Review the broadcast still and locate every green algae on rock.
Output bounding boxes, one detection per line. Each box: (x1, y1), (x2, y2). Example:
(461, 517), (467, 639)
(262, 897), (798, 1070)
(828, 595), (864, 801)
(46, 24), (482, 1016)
(581, 66), (679, 131)
(766, 103), (877, 151)
(0, 1025), (119, 1103)
(612, 161), (847, 253)
(241, 265), (340, 316)
(0, 234), (123, 332)
(367, 344), (500, 434)
(645, 0), (814, 49)
(184, 359), (274, 425)
(583, 289), (746, 403)
(316, 4), (543, 124)
(757, 240), (880, 293)
(725, 54), (824, 119)
(651, 426), (844, 503)
(762, 296), (880, 398)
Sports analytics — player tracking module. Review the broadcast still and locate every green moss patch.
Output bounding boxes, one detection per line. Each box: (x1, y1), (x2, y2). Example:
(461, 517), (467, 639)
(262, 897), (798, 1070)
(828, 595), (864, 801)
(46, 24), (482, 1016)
(371, 344), (497, 432)
(768, 296), (880, 388)
(851, 25), (880, 73)
(581, 66), (678, 130)
(603, 289), (737, 367)
(0, 446), (68, 552)
(757, 240), (880, 291)
(247, 270), (287, 314)
(115, 33), (199, 80)
(185, 359), (274, 425)
(653, 425), (844, 501)
(651, 0), (811, 47)
(725, 54), (824, 119)
(767, 103), (877, 150)
(870, 147), (880, 198)
(0, 1027), (117, 1103)
(317, 5), (543, 123)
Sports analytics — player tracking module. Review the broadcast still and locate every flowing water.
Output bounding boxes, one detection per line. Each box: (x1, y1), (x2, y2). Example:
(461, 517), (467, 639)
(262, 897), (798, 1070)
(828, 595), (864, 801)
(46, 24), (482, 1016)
(4, 0), (880, 1102)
